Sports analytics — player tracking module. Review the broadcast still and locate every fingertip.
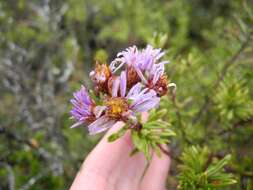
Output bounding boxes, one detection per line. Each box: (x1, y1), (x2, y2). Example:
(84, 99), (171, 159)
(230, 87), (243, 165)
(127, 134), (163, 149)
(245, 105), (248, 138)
(140, 145), (171, 190)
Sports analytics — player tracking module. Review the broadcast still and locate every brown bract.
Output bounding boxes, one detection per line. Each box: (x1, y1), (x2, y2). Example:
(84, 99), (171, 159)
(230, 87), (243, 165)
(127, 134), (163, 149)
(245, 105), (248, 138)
(90, 62), (112, 94)
(107, 75), (118, 96)
(127, 66), (141, 88)
(85, 104), (97, 124)
(148, 74), (169, 97)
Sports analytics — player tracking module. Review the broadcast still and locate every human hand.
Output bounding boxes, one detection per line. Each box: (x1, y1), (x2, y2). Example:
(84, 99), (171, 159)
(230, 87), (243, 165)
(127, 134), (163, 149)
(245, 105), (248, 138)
(70, 113), (171, 190)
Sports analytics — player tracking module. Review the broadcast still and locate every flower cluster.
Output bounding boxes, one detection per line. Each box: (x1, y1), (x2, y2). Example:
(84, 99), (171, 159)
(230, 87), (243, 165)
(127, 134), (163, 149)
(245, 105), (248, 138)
(70, 45), (173, 135)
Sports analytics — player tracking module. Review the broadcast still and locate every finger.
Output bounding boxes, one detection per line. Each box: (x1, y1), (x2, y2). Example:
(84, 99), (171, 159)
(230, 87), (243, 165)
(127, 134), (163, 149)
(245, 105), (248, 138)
(115, 149), (147, 190)
(141, 112), (149, 122)
(113, 112), (149, 189)
(140, 145), (171, 190)
(70, 122), (133, 190)
(71, 112), (151, 190)
(86, 121), (133, 173)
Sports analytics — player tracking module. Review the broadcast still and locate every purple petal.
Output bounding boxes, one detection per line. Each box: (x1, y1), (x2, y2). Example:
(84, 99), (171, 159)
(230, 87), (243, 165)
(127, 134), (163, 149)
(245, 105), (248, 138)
(93, 106), (107, 118)
(112, 61), (125, 73)
(134, 65), (147, 84)
(152, 70), (163, 84)
(145, 57), (154, 71)
(132, 97), (160, 112)
(70, 85), (93, 123)
(126, 83), (143, 98)
(120, 71), (127, 97)
(155, 51), (165, 60)
(70, 120), (84, 128)
(88, 116), (116, 135)
(129, 88), (149, 103)
(110, 46), (139, 72)
(159, 60), (170, 65)
(151, 63), (165, 84)
(109, 60), (124, 73)
(112, 77), (120, 97)
(130, 89), (156, 107)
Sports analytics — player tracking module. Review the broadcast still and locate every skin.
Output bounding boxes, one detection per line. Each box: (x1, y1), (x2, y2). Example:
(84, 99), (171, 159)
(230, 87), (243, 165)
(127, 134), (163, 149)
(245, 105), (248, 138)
(70, 113), (171, 190)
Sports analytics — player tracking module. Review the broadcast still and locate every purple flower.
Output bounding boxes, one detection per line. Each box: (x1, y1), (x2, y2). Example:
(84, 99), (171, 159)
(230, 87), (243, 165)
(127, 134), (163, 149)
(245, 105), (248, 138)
(115, 71), (160, 113)
(87, 72), (160, 135)
(110, 45), (168, 72)
(110, 46), (139, 73)
(70, 45), (170, 135)
(110, 45), (170, 96)
(70, 86), (95, 128)
(135, 60), (167, 85)
(137, 44), (168, 71)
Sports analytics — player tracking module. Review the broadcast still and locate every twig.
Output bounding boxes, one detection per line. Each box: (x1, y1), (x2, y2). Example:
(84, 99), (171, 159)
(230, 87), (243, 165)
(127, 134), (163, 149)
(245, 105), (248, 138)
(203, 153), (214, 171)
(225, 166), (253, 178)
(158, 144), (171, 157)
(0, 162), (15, 190)
(19, 173), (45, 190)
(218, 117), (253, 135)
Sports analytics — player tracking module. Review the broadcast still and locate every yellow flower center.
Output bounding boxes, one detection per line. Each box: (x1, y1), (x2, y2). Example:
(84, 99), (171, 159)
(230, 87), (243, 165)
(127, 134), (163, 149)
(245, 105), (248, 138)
(105, 97), (129, 119)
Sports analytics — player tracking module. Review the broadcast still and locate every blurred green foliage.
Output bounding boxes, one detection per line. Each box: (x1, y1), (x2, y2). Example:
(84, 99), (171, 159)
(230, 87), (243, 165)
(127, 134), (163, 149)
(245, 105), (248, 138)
(178, 147), (236, 190)
(0, 0), (253, 189)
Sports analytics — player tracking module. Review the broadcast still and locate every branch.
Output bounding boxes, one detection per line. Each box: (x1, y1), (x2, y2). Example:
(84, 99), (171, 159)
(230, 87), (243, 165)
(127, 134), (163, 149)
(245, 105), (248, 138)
(158, 144), (171, 157)
(225, 166), (253, 178)
(157, 144), (181, 162)
(218, 117), (253, 135)
(0, 162), (15, 190)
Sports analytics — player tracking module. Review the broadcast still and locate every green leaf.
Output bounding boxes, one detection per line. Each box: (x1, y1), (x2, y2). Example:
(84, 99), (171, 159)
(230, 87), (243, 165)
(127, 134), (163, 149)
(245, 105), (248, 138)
(178, 147), (236, 189)
(131, 131), (151, 160)
(107, 126), (127, 142)
(206, 155), (231, 177)
(148, 109), (168, 122)
(129, 111), (175, 160)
